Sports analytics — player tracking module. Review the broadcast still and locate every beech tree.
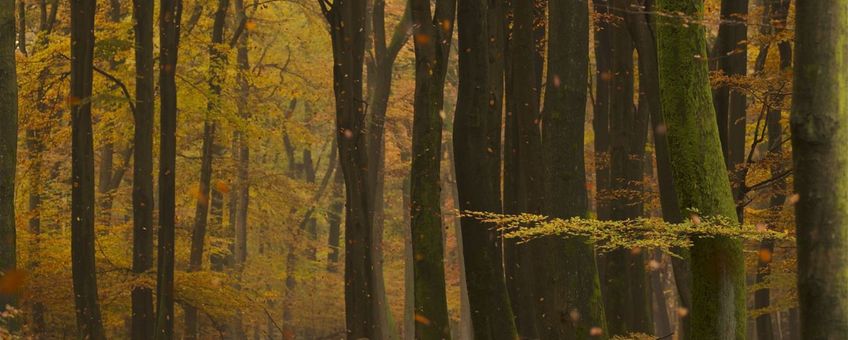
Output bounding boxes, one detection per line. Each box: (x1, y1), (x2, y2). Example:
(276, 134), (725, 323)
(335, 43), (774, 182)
(70, 0), (106, 337)
(655, 0), (746, 338)
(453, 0), (518, 337)
(131, 0), (155, 337)
(155, 0), (182, 337)
(792, 1), (848, 338)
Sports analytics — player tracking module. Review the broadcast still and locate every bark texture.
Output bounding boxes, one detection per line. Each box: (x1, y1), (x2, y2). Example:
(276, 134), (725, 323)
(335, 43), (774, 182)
(791, 0), (848, 338)
(0, 0), (18, 317)
(655, 1), (746, 338)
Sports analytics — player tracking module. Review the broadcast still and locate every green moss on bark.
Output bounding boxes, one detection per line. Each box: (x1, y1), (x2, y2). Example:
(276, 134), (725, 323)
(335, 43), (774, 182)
(655, 1), (746, 339)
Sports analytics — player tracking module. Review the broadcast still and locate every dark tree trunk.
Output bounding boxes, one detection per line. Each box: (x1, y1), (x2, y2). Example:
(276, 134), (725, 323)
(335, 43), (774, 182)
(70, 0), (106, 336)
(538, 0), (607, 338)
(596, 0), (653, 335)
(655, 0), (746, 338)
(155, 0), (182, 338)
(185, 1), (228, 337)
(791, 1), (848, 338)
(0, 0), (18, 319)
(453, 0), (518, 337)
(503, 0), (543, 336)
(711, 0), (748, 222)
(409, 0), (455, 337)
(320, 0), (379, 337)
(752, 2), (790, 339)
(131, 0), (155, 337)
(621, 2), (691, 336)
(593, 0), (612, 222)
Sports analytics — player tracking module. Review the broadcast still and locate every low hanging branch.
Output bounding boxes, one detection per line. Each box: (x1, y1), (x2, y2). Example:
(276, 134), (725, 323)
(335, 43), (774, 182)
(465, 210), (793, 256)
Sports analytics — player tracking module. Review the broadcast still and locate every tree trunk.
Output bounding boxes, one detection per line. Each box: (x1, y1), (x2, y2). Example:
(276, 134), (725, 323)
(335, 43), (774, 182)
(711, 0), (748, 222)
(326, 166), (343, 272)
(752, 1), (790, 338)
(70, 0), (106, 336)
(655, 1), (746, 338)
(791, 1), (848, 338)
(504, 0), (544, 336)
(155, 0), (182, 338)
(321, 0), (379, 337)
(131, 0), (155, 337)
(593, 0), (612, 222)
(409, 0), (455, 337)
(453, 0), (518, 337)
(186, 1), (228, 337)
(539, 0), (607, 338)
(0, 0), (18, 319)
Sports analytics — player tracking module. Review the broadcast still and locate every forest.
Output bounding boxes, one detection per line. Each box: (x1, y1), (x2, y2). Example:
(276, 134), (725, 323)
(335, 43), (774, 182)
(0, 0), (846, 339)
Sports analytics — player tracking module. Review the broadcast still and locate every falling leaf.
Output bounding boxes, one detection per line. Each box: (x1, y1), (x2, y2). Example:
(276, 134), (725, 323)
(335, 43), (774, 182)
(758, 249), (773, 263)
(414, 313), (431, 325)
(214, 180), (230, 194)
(590, 327), (603, 336)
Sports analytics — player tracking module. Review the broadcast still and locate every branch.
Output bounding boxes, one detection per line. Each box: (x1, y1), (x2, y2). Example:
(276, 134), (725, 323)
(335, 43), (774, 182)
(228, 15), (249, 47)
(57, 53), (136, 115)
(746, 169), (792, 193)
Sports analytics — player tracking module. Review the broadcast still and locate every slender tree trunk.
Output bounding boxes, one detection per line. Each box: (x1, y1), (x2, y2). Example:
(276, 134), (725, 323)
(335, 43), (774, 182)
(155, 0), (182, 338)
(321, 0), (380, 337)
(409, 0), (455, 337)
(538, 0), (607, 338)
(234, 0), (250, 270)
(792, 1), (848, 338)
(712, 0), (748, 223)
(0, 0), (18, 319)
(131, 0), (155, 337)
(655, 1), (746, 338)
(185, 1), (228, 337)
(70, 0), (106, 336)
(593, 0), (612, 222)
(453, 0), (518, 337)
(752, 2), (790, 339)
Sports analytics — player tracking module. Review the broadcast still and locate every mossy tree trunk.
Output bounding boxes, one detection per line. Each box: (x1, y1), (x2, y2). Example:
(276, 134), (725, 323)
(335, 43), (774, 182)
(453, 0), (518, 337)
(791, 0), (848, 338)
(655, 1), (746, 339)
(537, 0), (608, 338)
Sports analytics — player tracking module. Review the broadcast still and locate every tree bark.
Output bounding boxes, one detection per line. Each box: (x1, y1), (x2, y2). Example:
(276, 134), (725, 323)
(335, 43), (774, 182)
(131, 0), (155, 337)
(453, 0), (518, 337)
(320, 0), (379, 337)
(791, 0), (848, 338)
(711, 0), (748, 222)
(0, 0), (18, 319)
(655, 1), (746, 338)
(70, 0), (106, 336)
(538, 0), (607, 338)
(155, 0), (182, 338)
(409, 0), (456, 337)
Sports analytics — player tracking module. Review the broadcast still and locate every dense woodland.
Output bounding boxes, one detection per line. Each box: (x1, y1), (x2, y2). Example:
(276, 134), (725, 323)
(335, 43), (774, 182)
(0, 0), (846, 339)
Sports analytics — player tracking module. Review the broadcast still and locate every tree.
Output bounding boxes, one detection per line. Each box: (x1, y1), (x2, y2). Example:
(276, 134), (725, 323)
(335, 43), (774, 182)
(0, 0), (18, 317)
(131, 0), (155, 337)
(503, 0), (543, 335)
(453, 0), (518, 336)
(70, 0), (106, 337)
(791, 1), (848, 338)
(409, 0), (456, 336)
(655, 0), (746, 338)
(538, 0), (607, 338)
(318, 0), (379, 337)
(711, 0), (748, 221)
(185, 0), (229, 337)
(155, 0), (182, 337)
